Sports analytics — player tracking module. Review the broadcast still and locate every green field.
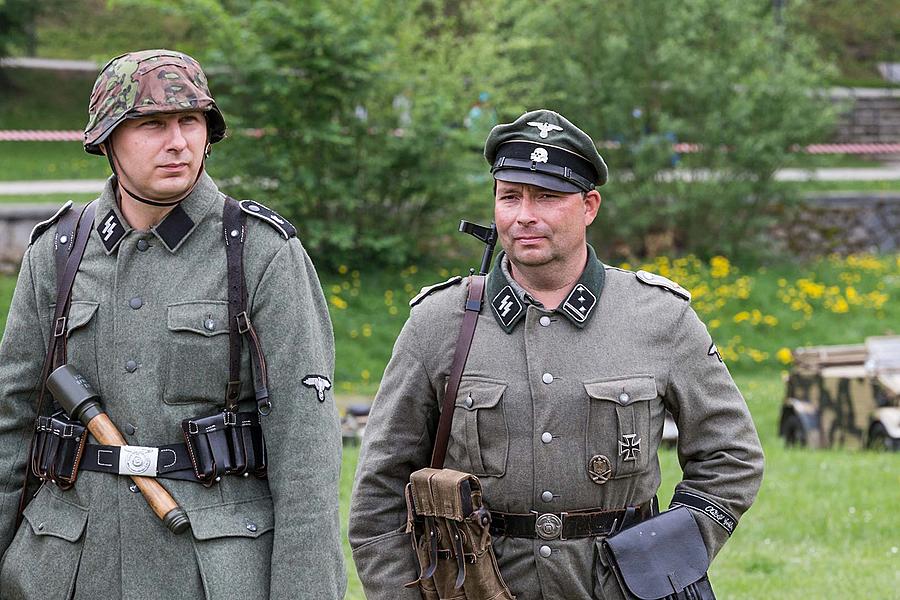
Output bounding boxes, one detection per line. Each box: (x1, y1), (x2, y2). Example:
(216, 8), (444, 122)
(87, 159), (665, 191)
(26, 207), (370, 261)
(2, 258), (898, 598)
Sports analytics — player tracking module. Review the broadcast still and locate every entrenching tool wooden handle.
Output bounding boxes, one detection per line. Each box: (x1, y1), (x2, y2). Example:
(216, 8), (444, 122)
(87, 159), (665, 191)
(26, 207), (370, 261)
(85, 413), (190, 533)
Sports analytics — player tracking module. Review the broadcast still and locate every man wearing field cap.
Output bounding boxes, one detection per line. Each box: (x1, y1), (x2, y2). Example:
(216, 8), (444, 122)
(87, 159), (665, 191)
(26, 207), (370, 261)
(350, 109), (763, 599)
(0, 49), (344, 599)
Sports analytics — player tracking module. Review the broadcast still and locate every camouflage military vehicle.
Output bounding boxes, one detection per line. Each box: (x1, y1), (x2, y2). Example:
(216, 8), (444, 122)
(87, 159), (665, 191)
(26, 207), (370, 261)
(779, 336), (900, 451)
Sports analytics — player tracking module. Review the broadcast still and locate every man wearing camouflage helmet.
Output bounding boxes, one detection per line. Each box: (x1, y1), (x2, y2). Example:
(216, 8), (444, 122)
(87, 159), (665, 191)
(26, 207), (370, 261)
(0, 49), (345, 598)
(350, 109), (764, 599)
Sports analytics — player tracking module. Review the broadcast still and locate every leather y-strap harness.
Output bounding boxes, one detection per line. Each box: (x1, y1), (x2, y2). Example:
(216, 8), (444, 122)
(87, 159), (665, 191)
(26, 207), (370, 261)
(223, 196), (270, 414)
(430, 275), (486, 469)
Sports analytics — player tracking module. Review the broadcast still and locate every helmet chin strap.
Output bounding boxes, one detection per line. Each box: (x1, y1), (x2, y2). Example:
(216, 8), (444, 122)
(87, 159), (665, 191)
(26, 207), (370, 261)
(105, 135), (211, 208)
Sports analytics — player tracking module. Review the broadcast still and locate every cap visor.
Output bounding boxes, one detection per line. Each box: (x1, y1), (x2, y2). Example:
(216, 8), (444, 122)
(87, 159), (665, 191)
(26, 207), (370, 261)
(493, 169), (582, 193)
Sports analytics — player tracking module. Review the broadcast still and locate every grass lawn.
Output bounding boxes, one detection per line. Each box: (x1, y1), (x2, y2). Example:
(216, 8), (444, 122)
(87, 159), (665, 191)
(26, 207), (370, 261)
(0, 142), (110, 181)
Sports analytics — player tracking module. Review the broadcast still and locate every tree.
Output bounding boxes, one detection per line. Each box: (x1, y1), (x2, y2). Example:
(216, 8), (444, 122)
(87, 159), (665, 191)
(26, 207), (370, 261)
(492, 0), (838, 260)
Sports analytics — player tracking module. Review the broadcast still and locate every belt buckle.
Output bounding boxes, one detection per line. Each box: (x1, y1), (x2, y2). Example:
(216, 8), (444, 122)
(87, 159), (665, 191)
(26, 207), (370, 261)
(118, 445), (159, 477)
(533, 511), (566, 541)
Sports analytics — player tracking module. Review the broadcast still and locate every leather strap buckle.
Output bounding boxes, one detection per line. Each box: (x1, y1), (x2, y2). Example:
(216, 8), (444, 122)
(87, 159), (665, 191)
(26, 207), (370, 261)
(53, 316), (67, 338)
(235, 311), (250, 334)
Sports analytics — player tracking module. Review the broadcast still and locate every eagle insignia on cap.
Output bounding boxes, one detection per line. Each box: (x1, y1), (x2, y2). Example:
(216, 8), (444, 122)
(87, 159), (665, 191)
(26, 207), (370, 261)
(530, 147), (549, 163)
(526, 121), (563, 138)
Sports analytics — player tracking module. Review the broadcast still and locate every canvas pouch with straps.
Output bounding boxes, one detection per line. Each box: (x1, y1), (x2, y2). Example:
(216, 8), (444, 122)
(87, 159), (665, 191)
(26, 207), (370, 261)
(404, 275), (515, 600)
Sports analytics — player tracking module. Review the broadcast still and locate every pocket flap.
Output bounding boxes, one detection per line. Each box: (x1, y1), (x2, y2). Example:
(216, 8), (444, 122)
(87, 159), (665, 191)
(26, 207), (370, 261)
(167, 301), (229, 337)
(584, 375), (657, 405)
(66, 301), (99, 336)
(188, 496), (274, 540)
(455, 378), (507, 411)
(23, 488), (88, 542)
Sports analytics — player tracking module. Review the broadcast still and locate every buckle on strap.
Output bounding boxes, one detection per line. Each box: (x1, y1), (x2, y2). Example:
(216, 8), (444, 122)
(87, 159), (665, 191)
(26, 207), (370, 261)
(533, 511), (567, 541)
(235, 311), (251, 334)
(118, 445), (160, 477)
(54, 316), (67, 338)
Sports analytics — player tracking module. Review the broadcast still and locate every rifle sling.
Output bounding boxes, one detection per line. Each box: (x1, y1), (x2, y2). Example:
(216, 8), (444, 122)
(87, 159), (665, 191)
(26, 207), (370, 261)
(429, 274), (486, 469)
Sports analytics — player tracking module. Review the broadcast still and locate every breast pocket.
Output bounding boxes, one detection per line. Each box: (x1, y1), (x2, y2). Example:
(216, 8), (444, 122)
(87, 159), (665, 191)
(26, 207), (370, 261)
(445, 377), (509, 478)
(53, 300), (101, 388)
(584, 374), (657, 479)
(164, 301), (232, 405)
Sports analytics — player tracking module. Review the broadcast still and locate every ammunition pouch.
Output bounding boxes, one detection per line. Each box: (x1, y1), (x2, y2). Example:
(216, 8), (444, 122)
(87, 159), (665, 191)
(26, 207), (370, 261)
(30, 411), (86, 489)
(602, 506), (716, 600)
(404, 467), (515, 600)
(182, 410), (267, 485)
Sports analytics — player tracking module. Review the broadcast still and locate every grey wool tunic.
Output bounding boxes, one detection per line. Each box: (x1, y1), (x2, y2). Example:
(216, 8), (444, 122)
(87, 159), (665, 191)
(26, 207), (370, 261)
(350, 248), (763, 600)
(0, 174), (345, 599)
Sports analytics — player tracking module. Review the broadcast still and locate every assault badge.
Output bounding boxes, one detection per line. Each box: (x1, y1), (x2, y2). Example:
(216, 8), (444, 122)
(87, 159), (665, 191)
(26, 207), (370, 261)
(526, 121), (563, 138)
(302, 375), (332, 402)
(588, 454), (612, 484)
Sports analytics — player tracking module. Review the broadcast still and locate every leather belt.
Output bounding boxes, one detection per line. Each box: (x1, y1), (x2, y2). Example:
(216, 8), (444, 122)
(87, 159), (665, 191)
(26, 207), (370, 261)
(79, 442), (200, 482)
(490, 500), (655, 541)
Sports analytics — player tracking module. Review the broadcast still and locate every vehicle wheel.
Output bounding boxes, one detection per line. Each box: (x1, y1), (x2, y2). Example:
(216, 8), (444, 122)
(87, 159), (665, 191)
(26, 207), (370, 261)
(867, 423), (897, 452)
(782, 413), (807, 447)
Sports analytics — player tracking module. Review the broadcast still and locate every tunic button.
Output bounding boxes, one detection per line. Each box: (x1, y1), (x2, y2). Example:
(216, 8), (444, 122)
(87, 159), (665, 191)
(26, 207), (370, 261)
(539, 316), (551, 327)
(136, 239), (149, 251)
(129, 483), (140, 494)
(541, 491), (553, 503)
(542, 373), (554, 384)
(464, 395), (473, 408)
(539, 545), (552, 558)
(124, 423), (136, 435)
(125, 360), (137, 373)
(246, 522), (258, 533)
(59, 235), (68, 245)
(204, 319), (216, 331)
(619, 392), (630, 404)
(541, 432), (552, 444)
(129, 297), (143, 310)
(36, 522), (44, 531)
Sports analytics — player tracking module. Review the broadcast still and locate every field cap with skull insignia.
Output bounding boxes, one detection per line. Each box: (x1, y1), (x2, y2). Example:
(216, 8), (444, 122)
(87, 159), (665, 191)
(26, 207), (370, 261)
(484, 109), (608, 193)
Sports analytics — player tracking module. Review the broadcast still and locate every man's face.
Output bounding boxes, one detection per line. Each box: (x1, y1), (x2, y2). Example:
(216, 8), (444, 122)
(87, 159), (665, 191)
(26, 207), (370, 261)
(107, 111), (207, 201)
(494, 180), (600, 269)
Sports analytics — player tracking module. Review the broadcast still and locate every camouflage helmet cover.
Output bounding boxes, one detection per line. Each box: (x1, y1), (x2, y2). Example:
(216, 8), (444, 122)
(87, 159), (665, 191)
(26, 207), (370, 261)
(83, 49), (226, 155)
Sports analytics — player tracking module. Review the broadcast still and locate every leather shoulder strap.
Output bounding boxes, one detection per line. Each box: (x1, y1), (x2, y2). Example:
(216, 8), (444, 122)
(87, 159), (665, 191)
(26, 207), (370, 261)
(430, 275), (486, 469)
(223, 196), (271, 414)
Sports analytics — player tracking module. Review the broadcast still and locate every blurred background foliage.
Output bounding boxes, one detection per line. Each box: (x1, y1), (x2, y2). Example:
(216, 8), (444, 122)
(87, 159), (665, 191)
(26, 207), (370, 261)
(1, 0), (895, 269)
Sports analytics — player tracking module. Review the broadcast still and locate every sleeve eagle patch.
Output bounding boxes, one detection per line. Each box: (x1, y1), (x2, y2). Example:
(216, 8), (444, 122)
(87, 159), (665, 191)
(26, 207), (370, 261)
(302, 374), (332, 402)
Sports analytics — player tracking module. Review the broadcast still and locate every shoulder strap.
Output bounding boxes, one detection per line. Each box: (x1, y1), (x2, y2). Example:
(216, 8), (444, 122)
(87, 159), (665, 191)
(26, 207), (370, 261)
(223, 196), (271, 414)
(20, 201), (96, 528)
(37, 201), (97, 415)
(430, 275), (486, 469)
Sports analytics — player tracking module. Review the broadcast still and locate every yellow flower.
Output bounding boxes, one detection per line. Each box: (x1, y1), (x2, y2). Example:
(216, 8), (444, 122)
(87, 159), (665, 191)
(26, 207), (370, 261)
(362, 324), (373, 337)
(709, 319), (721, 329)
(830, 297), (849, 314)
(330, 284), (342, 294)
(733, 311), (750, 323)
(361, 369), (370, 381)
(710, 256), (730, 279)
(329, 295), (347, 310)
(389, 306), (399, 315)
(776, 347), (793, 364)
(338, 264), (348, 275)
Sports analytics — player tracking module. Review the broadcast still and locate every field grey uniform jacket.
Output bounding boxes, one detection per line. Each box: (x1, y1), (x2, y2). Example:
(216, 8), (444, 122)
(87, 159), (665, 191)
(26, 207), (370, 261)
(0, 174), (345, 599)
(350, 247), (764, 600)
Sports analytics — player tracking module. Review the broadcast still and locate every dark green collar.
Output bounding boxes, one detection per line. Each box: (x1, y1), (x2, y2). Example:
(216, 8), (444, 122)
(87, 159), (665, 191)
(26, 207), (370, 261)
(486, 245), (606, 333)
